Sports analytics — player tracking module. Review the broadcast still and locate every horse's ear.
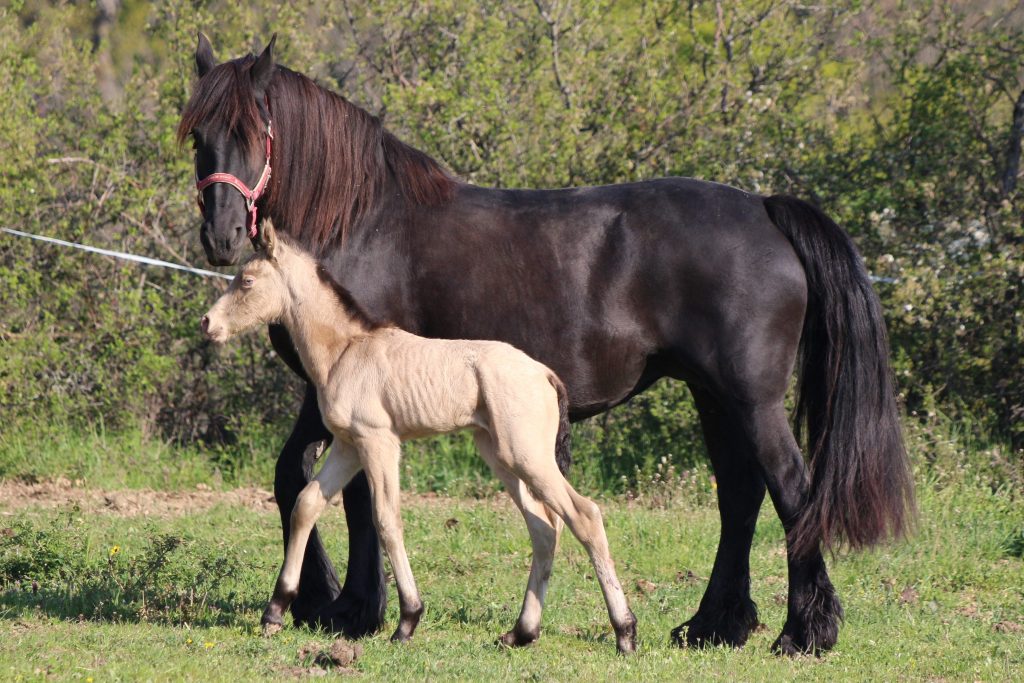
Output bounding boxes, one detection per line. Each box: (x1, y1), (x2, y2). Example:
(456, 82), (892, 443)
(259, 219), (278, 259)
(196, 32), (217, 77)
(251, 33), (277, 95)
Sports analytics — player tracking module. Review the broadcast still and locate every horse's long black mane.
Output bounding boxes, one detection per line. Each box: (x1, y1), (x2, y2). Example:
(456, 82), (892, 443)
(178, 55), (456, 251)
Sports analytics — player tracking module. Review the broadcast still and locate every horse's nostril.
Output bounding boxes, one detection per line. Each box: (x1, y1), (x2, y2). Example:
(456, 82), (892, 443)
(201, 315), (210, 335)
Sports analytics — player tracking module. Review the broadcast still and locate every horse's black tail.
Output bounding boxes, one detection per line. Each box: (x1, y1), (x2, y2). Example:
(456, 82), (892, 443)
(764, 195), (915, 559)
(547, 373), (572, 476)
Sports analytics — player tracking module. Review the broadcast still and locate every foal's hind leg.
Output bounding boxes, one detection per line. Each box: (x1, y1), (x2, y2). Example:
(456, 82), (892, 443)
(503, 435), (637, 654)
(672, 388), (765, 649)
(474, 430), (561, 648)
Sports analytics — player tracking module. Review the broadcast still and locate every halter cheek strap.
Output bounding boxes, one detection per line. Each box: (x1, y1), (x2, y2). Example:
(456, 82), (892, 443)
(195, 118), (274, 239)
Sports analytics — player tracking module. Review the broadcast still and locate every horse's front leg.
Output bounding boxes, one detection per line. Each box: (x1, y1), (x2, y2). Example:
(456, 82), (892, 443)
(263, 441), (362, 633)
(358, 434), (424, 642)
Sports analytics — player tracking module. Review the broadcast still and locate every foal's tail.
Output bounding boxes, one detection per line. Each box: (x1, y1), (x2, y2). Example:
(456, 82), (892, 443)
(764, 195), (915, 559)
(547, 372), (572, 476)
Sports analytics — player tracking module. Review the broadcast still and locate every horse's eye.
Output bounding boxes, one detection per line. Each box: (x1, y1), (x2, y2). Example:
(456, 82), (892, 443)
(241, 276), (255, 289)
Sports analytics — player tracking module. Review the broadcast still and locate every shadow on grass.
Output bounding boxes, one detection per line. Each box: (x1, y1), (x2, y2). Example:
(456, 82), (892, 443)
(0, 515), (272, 629)
(0, 587), (266, 629)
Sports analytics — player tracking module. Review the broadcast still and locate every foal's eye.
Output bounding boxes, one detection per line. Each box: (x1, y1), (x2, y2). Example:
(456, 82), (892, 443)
(241, 276), (255, 289)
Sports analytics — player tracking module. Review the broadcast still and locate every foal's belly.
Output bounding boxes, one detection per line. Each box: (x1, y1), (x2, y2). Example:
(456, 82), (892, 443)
(323, 336), (485, 440)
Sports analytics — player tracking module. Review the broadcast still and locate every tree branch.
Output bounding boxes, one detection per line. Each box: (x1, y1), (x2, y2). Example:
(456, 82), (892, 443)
(1001, 88), (1024, 197)
(533, 0), (573, 111)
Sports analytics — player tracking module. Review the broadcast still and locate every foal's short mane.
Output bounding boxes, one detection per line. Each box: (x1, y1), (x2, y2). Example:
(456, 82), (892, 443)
(314, 264), (387, 332)
(178, 54), (457, 253)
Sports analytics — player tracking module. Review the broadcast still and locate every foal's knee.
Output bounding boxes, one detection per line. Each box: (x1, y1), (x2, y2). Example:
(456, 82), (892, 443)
(293, 482), (325, 527)
(569, 497), (604, 543)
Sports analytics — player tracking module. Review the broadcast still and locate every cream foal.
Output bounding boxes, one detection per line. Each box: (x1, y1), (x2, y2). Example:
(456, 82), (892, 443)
(201, 222), (637, 654)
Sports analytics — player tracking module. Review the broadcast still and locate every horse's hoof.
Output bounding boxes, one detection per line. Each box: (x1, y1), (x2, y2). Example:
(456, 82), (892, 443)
(496, 628), (539, 649)
(670, 600), (759, 649)
(262, 621), (283, 637)
(300, 588), (387, 639)
(772, 577), (843, 656)
(770, 625), (837, 657)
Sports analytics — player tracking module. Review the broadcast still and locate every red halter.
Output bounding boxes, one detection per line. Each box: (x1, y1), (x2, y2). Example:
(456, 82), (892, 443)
(195, 117), (273, 239)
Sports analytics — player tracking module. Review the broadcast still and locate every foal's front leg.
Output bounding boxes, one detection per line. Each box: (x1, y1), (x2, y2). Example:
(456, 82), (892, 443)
(358, 434), (424, 642)
(262, 442), (362, 633)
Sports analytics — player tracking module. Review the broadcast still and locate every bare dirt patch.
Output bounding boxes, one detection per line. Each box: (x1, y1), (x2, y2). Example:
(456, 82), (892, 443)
(0, 478), (514, 520)
(0, 477), (276, 518)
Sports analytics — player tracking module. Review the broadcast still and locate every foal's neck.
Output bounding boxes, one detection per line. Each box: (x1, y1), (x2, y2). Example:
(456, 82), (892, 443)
(278, 247), (372, 388)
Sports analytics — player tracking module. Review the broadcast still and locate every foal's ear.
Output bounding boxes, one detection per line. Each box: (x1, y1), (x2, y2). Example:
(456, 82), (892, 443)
(258, 219), (278, 260)
(251, 34), (277, 95)
(196, 32), (217, 77)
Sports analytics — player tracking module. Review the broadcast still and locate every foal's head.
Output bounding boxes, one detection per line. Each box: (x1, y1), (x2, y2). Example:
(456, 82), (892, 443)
(201, 221), (289, 344)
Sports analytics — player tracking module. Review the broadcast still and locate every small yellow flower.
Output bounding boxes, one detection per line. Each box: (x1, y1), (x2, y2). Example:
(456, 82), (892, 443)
(204, 641), (214, 649)
(86, 678), (93, 683)
(186, 638), (193, 645)
(109, 545), (121, 557)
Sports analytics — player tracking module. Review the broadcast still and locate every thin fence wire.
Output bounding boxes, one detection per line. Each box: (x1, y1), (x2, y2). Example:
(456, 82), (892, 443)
(1, 226), (234, 281)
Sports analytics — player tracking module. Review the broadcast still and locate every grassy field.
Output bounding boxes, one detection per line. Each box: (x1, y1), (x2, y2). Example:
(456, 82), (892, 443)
(1, 456), (1021, 681)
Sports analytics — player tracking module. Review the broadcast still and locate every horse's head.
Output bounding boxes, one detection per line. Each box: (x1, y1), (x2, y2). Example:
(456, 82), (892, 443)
(202, 221), (287, 343)
(181, 33), (277, 266)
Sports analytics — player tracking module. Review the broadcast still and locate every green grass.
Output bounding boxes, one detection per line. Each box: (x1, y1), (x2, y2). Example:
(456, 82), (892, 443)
(0, 420), (280, 491)
(1, 476), (1021, 681)
(1, 416), (1020, 679)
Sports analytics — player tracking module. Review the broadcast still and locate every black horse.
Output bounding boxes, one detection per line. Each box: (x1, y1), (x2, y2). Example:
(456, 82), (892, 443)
(180, 35), (914, 655)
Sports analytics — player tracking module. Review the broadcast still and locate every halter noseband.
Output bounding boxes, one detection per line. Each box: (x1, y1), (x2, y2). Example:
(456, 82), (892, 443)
(195, 111), (273, 239)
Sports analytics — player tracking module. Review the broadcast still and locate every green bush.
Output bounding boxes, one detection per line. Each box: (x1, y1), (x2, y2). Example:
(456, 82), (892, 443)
(1, 1), (1021, 491)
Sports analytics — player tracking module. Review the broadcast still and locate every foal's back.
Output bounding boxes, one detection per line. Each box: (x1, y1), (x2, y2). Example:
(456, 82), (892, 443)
(320, 327), (557, 442)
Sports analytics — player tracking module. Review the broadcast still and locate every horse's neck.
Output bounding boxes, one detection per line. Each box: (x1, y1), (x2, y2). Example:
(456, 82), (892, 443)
(279, 250), (366, 388)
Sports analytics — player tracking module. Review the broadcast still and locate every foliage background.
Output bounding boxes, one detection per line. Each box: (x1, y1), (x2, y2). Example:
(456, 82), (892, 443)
(0, 0), (1021, 492)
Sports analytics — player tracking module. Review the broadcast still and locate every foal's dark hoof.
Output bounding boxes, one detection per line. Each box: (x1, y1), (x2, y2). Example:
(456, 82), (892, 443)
(615, 619), (638, 656)
(388, 604), (424, 644)
(496, 627), (539, 649)
(261, 606), (285, 637)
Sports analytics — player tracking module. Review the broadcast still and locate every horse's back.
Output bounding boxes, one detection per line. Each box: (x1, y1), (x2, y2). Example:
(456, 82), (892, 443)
(400, 177), (806, 407)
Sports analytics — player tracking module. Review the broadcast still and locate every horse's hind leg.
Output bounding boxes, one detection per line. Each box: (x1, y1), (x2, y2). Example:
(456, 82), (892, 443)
(473, 430), (561, 648)
(263, 441), (362, 632)
(672, 387), (765, 648)
(738, 402), (843, 655)
(686, 394), (842, 654)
